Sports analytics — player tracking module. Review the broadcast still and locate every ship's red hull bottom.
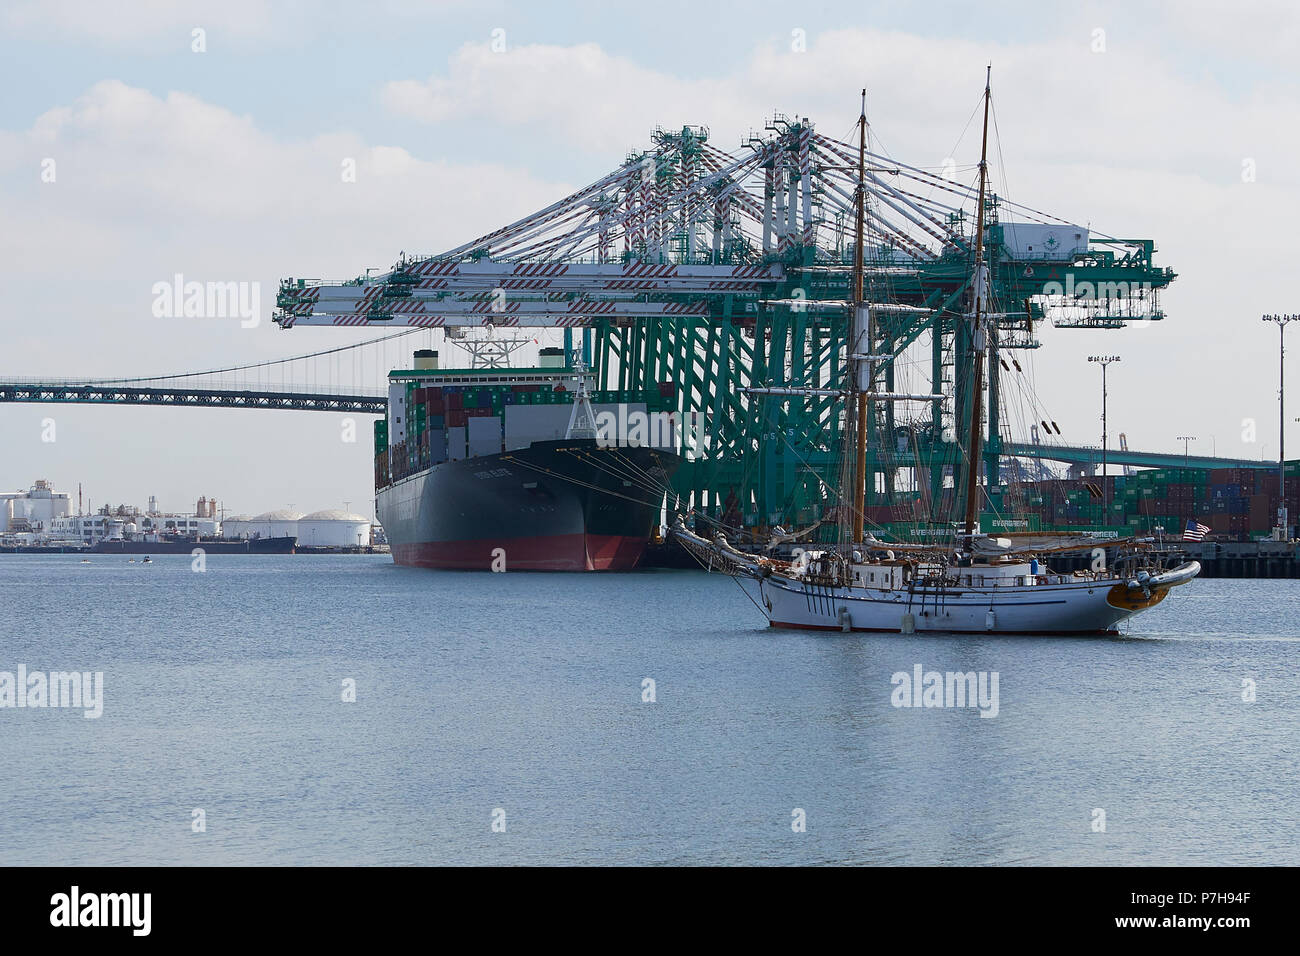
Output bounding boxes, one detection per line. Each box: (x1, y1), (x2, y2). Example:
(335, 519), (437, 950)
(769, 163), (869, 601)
(393, 533), (647, 571)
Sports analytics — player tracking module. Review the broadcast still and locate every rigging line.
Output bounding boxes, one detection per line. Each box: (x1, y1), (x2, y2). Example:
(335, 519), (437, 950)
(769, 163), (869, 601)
(563, 448), (673, 501)
(676, 530), (769, 614)
(989, 95), (1014, 230)
(767, 401), (898, 540)
(728, 573), (768, 615)
(986, 98), (1092, 232)
(604, 447), (678, 498)
(497, 455), (668, 510)
(911, 92), (985, 209)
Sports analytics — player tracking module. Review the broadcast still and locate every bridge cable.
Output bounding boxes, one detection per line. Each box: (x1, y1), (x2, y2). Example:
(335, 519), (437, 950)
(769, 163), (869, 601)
(60, 328), (424, 387)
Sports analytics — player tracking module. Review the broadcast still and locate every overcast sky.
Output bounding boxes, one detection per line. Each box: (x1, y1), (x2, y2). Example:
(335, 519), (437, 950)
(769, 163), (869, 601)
(2, 0), (1295, 517)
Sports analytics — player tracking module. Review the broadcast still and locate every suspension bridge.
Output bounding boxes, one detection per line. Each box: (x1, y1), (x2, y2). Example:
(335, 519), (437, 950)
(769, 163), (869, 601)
(0, 328), (427, 416)
(0, 380), (385, 414)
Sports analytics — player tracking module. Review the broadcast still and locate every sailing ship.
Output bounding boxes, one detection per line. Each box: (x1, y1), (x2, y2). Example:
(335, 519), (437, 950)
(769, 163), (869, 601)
(670, 75), (1200, 634)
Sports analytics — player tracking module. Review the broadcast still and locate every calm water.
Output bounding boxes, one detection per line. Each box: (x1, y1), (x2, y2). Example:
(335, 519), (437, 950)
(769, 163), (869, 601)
(0, 553), (1296, 866)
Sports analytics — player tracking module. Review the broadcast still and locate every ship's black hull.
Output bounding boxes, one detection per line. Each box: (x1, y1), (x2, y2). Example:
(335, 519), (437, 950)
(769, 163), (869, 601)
(378, 439), (680, 571)
(91, 535), (297, 554)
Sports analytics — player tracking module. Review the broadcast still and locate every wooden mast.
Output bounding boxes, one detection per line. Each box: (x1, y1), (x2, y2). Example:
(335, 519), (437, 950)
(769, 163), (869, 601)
(962, 67), (993, 546)
(852, 90), (868, 546)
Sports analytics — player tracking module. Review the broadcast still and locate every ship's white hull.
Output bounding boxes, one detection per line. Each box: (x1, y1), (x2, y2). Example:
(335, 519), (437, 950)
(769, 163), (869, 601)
(754, 573), (1179, 635)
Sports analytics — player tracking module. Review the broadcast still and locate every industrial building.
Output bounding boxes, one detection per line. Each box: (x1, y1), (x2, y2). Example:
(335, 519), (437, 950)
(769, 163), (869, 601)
(1, 480), (72, 535)
(0, 480), (224, 546)
(219, 509), (371, 548)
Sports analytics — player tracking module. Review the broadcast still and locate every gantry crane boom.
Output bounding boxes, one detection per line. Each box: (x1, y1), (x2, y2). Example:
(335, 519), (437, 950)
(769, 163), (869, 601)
(275, 112), (1175, 538)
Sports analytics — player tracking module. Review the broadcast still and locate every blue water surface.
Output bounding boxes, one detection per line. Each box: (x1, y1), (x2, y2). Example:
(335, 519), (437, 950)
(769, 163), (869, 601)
(0, 554), (1294, 865)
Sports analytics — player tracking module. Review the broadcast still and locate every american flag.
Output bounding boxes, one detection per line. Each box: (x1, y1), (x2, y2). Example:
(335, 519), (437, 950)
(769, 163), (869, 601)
(1183, 520), (1210, 542)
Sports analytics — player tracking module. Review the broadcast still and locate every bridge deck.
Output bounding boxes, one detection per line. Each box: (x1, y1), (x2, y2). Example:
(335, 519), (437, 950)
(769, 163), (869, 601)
(1, 382), (1268, 470)
(0, 382), (386, 414)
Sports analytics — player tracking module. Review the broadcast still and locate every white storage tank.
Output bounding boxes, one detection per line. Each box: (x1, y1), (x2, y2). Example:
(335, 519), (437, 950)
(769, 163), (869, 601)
(251, 509), (303, 540)
(221, 515), (252, 539)
(297, 510), (371, 548)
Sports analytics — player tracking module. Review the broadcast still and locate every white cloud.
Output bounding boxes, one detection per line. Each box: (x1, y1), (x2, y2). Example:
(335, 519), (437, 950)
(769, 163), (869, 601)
(382, 27), (1297, 182)
(0, 79), (572, 510)
(1, 79), (571, 282)
(1153, 0), (1300, 65)
(382, 40), (747, 155)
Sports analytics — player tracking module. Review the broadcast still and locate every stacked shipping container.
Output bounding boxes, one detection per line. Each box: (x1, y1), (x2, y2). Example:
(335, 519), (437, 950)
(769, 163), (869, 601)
(376, 377), (676, 486)
(840, 464), (1299, 543)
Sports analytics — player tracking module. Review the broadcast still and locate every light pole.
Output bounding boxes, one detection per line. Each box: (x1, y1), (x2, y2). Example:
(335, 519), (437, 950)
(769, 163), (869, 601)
(1262, 313), (1297, 540)
(1177, 435), (1196, 467)
(1088, 355), (1120, 525)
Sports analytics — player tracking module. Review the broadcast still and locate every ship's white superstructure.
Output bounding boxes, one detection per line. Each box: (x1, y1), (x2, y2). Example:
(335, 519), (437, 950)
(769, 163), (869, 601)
(673, 524), (1199, 634)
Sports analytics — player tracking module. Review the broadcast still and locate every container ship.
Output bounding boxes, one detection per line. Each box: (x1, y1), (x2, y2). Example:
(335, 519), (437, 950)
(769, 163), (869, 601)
(375, 348), (681, 571)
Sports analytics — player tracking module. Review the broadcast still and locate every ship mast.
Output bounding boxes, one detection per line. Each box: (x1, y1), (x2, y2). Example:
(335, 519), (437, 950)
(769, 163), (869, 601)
(851, 90), (869, 546)
(962, 67), (993, 548)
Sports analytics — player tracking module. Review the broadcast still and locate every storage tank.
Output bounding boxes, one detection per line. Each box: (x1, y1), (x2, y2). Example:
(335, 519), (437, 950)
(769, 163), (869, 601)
(297, 510), (371, 548)
(221, 515), (252, 539)
(252, 509), (303, 540)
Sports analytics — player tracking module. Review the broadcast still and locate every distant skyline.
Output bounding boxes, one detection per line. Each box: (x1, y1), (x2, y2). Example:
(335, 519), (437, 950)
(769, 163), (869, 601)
(3, 0), (1297, 515)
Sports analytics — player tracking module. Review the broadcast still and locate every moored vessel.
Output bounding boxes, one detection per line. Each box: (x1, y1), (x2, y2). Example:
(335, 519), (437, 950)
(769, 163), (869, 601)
(91, 535), (296, 554)
(670, 76), (1199, 634)
(376, 348), (681, 571)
